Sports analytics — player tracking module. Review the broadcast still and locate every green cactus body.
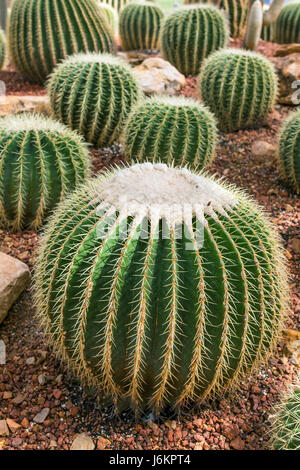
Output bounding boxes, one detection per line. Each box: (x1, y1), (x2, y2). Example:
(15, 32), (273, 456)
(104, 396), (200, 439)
(278, 110), (300, 194)
(0, 29), (5, 70)
(119, 1), (163, 51)
(161, 5), (229, 76)
(98, 2), (118, 34)
(276, 3), (300, 44)
(0, 113), (90, 231)
(123, 96), (217, 169)
(261, 22), (276, 42)
(8, 0), (116, 84)
(184, 0), (248, 38)
(271, 384), (300, 450)
(34, 162), (288, 413)
(102, 0), (131, 12)
(199, 49), (278, 132)
(47, 53), (142, 148)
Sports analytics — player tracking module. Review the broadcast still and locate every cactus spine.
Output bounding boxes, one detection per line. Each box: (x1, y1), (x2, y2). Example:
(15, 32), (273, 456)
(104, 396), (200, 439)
(270, 383), (300, 450)
(8, 0), (116, 84)
(199, 49), (278, 132)
(0, 28), (5, 70)
(47, 53), (142, 148)
(0, 113), (90, 231)
(119, 1), (164, 51)
(123, 96), (218, 169)
(277, 110), (300, 194)
(276, 3), (300, 44)
(184, 0), (248, 38)
(161, 5), (229, 76)
(34, 162), (288, 413)
(98, 3), (118, 34)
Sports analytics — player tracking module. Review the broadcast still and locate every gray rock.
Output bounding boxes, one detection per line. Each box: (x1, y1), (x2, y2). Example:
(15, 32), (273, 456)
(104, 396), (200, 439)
(133, 58), (186, 96)
(33, 408), (50, 424)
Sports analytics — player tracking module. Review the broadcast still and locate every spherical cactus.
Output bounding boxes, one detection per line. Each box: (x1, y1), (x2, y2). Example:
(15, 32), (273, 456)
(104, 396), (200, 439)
(277, 110), (300, 194)
(184, 0), (248, 38)
(161, 5), (229, 76)
(0, 113), (90, 231)
(98, 3), (118, 34)
(8, 0), (116, 84)
(123, 96), (218, 169)
(276, 3), (300, 44)
(47, 53), (142, 148)
(270, 384), (300, 450)
(199, 49), (278, 132)
(0, 29), (6, 70)
(34, 162), (288, 413)
(119, 1), (164, 51)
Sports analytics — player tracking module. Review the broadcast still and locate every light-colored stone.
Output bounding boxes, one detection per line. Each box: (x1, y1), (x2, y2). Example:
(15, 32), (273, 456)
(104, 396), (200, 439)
(272, 54), (300, 105)
(0, 252), (31, 324)
(291, 238), (300, 254)
(275, 44), (300, 57)
(117, 51), (149, 66)
(251, 140), (276, 161)
(0, 95), (50, 117)
(33, 407), (50, 424)
(71, 433), (95, 451)
(6, 419), (21, 433)
(0, 420), (9, 437)
(283, 329), (300, 368)
(133, 58), (186, 95)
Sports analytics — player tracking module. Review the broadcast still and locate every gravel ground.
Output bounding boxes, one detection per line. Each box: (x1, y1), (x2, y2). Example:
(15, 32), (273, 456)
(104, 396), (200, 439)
(0, 41), (299, 451)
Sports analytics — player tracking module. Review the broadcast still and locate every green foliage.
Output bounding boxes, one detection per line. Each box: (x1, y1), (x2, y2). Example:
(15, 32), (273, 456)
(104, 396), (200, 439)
(184, 0), (248, 38)
(8, 0), (116, 84)
(271, 384), (300, 450)
(199, 49), (278, 132)
(47, 53), (142, 148)
(0, 113), (90, 231)
(34, 162), (288, 413)
(123, 96), (217, 169)
(277, 110), (300, 194)
(119, 1), (164, 51)
(0, 28), (5, 70)
(276, 3), (300, 44)
(161, 5), (229, 76)
(98, 3), (118, 34)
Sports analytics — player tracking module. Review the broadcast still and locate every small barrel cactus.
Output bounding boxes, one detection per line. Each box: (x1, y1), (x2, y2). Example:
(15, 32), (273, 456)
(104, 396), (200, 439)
(34, 162), (288, 413)
(276, 3), (300, 44)
(47, 53), (142, 148)
(270, 383), (300, 450)
(8, 0), (116, 84)
(161, 5), (229, 76)
(123, 96), (218, 169)
(98, 3), (118, 34)
(199, 49), (278, 132)
(119, 1), (164, 51)
(0, 29), (5, 70)
(0, 113), (90, 231)
(184, 0), (248, 38)
(277, 110), (300, 194)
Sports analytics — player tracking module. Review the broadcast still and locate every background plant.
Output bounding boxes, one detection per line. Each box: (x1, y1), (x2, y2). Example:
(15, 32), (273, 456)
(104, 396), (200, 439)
(276, 2), (300, 44)
(0, 28), (5, 70)
(277, 110), (300, 194)
(98, 2), (118, 34)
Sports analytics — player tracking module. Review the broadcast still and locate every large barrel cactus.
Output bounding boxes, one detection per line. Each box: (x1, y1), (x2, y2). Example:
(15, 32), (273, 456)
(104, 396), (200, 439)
(34, 162), (288, 413)
(276, 3), (300, 44)
(184, 0), (248, 38)
(119, 1), (164, 51)
(277, 110), (300, 194)
(8, 0), (116, 84)
(47, 53), (142, 148)
(161, 5), (229, 76)
(123, 96), (217, 169)
(0, 29), (5, 70)
(199, 49), (278, 132)
(270, 383), (300, 450)
(0, 113), (90, 231)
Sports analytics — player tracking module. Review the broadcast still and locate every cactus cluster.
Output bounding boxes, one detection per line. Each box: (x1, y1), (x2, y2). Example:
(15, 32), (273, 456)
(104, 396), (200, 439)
(276, 3), (300, 44)
(123, 96), (217, 169)
(98, 3), (118, 34)
(34, 162), (288, 413)
(0, 113), (90, 231)
(8, 0), (116, 84)
(161, 5), (229, 76)
(185, 0), (248, 38)
(277, 110), (300, 194)
(0, 28), (5, 70)
(199, 49), (278, 132)
(119, 1), (163, 51)
(47, 53), (142, 148)
(270, 383), (300, 450)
